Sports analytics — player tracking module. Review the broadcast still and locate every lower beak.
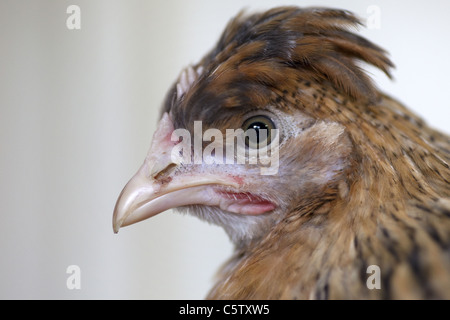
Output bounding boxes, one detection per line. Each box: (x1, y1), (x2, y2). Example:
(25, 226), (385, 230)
(112, 162), (238, 233)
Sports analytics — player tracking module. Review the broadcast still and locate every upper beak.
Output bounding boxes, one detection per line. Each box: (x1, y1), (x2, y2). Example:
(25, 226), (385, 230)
(112, 113), (239, 233)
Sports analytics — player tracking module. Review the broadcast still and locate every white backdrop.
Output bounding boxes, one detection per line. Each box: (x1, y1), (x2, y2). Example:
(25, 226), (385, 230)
(0, 0), (449, 299)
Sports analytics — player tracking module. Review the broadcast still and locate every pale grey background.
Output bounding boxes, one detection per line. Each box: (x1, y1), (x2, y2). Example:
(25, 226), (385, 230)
(0, 0), (448, 299)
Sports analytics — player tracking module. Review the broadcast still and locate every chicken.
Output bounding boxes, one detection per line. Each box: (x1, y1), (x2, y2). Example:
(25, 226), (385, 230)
(113, 7), (450, 299)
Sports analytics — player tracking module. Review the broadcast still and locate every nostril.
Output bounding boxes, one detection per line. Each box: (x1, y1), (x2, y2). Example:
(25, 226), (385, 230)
(152, 163), (177, 180)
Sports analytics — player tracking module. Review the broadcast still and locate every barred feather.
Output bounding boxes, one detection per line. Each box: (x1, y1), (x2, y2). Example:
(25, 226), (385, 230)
(158, 6), (450, 299)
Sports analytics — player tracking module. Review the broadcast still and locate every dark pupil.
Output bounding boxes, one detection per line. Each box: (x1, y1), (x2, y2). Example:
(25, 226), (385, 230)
(249, 122), (269, 144)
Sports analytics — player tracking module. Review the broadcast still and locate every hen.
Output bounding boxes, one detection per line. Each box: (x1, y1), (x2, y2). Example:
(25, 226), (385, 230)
(113, 7), (450, 299)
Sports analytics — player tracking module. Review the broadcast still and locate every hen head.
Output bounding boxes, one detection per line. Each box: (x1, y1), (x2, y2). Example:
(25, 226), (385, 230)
(113, 7), (450, 299)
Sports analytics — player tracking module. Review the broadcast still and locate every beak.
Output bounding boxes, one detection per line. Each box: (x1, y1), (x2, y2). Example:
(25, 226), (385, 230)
(112, 113), (239, 233)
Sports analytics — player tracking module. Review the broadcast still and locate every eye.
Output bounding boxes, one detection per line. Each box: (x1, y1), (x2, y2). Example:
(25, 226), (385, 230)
(242, 115), (276, 149)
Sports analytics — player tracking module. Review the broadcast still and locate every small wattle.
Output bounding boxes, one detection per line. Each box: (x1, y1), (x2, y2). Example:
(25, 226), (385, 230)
(216, 190), (275, 215)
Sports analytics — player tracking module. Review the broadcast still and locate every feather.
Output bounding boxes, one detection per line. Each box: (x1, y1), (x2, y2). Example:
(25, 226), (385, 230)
(115, 6), (450, 300)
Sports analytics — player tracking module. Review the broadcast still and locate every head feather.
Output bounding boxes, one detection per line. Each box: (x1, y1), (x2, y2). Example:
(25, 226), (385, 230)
(164, 6), (394, 132)
(203, 7), (392, 99)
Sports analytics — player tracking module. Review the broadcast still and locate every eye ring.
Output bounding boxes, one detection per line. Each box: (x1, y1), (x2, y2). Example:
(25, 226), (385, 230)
(242, 115), (276, 149)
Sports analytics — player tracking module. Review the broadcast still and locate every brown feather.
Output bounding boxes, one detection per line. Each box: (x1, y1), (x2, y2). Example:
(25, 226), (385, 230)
(158, 6), (450, 299)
